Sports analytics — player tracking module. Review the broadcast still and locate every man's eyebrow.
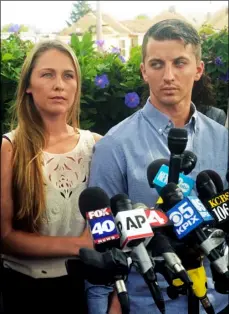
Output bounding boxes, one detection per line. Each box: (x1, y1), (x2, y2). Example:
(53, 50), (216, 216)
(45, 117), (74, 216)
(148, 56), (190, 63)
(148, 58), (163, 63)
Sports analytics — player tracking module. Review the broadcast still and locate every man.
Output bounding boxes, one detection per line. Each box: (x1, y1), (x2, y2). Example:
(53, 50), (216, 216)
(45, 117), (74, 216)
(86, 19), (228, 314)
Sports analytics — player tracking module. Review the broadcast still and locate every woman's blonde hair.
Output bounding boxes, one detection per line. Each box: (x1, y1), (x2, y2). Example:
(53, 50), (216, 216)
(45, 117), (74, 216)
(11, 39), (81, 232)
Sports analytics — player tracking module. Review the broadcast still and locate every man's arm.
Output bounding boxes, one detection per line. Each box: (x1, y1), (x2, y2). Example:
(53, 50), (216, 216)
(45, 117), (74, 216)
(86, 135), (127, 314)
(88, 135), (127, 196)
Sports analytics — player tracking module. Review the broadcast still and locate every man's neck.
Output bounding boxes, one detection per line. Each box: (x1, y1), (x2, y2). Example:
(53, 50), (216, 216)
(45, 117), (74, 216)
(149, 97), (192, 127)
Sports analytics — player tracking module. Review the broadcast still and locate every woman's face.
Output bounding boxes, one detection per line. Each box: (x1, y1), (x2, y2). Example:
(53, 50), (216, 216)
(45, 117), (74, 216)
(26, 49), (78, 118)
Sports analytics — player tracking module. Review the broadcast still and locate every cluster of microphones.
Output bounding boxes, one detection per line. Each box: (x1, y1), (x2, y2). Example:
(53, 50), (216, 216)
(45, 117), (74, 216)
(65, 128), (229, 314)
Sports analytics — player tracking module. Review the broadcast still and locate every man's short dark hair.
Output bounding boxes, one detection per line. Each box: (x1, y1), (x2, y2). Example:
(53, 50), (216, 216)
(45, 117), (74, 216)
(142, 19), (201, 62)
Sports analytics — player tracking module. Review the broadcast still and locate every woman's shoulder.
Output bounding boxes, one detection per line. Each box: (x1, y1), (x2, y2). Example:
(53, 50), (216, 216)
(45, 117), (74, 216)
(78, 129), (103, 144)
(2, 129), (16, 143)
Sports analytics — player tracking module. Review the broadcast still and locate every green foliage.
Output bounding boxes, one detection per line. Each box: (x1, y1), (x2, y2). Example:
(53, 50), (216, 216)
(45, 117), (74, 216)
(1, 23), (29, 33)
(200, 27), (228, 112)
(1, 34), (34, 132)
(68, 1), (92, 25)
(1, 26), (228, 135)
(70, 33), (144, 134)
(135, 14), (150, 20)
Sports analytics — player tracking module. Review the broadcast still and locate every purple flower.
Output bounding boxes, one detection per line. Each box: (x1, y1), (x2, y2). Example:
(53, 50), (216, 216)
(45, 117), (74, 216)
(95, 39), (104, 48)
(95, 74), (109, 89)
(118, 55), (126, 63)
(214, 56), (224, 66)
(111, 47), (121, 54)
(125, 92), (140, 108)
(219, 69), (229, 82)
(8, 24), (20, 33)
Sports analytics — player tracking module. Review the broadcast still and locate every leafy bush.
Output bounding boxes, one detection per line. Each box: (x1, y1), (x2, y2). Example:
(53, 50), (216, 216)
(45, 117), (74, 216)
(1, 26), (228, 135)
(200, 26), (228, 112)
(1, 33), (34, 131)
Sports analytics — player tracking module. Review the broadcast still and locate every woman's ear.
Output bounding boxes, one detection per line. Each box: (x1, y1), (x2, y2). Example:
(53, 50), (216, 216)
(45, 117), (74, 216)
(26, 87), (31, 94)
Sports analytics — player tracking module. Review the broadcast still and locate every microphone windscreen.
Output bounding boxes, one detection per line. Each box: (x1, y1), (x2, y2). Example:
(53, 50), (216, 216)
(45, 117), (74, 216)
(181, 150), (197, 174)
(168, 128), (188, 154)
(78, 187), (110, 219)
(226, 171), (229, 183)
(147, 159), (169, 188)
(203, 170), (224, 193)
(159, 182), (183, 209)
(110, 193), (129, 216)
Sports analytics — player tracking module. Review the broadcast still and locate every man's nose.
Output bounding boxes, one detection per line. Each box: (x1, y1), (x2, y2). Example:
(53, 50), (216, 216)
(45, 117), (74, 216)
(163, 65), (175, 82)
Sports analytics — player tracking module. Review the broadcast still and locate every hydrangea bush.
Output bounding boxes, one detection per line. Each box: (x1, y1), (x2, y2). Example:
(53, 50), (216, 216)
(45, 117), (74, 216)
(1, 25), (228, 135)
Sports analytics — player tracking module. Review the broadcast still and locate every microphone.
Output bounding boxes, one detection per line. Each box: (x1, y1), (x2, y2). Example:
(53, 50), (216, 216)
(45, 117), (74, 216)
(226, 170), (229, 183)
(167, 128), (188, 184)
(78, 187), (130, 314)
(147, 231), (193, 288)
(196, 171), (229, 293)
(196, 171), (229, 231)
(66, 247), (131, 287)
(181, 150), (197, 175)
(160, 183), (229, 279)
(111, 194), (165, 314)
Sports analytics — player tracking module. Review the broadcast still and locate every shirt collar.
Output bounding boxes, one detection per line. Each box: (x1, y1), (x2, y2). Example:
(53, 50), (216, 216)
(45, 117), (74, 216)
(141, 97), (197, 135)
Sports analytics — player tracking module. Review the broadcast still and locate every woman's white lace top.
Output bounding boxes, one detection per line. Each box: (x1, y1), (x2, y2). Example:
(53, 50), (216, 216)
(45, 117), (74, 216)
(2, 129), (95, 278)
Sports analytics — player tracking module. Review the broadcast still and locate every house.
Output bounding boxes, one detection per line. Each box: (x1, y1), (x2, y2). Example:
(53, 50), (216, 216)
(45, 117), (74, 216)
(59, 12), (134, 59)
(121, 7), (197, 48)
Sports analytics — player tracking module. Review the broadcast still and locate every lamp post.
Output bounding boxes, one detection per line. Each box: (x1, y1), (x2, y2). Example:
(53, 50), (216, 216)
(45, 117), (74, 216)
(96, 0), (103, 51)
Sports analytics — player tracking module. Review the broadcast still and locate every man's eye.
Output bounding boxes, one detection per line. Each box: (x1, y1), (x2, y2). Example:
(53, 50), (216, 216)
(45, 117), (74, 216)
(151, 63), (162, 69)
(176, 61), (186, 66)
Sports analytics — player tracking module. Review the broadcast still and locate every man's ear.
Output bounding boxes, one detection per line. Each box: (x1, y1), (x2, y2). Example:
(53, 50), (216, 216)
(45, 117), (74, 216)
(194, 60), (204, 81)
(140, 62), (148, 83)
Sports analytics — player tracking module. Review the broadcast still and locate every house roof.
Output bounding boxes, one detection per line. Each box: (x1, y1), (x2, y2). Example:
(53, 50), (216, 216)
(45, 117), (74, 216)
(60, 12), (132, 36)
(150, 10), (196, 27)
(121, 10), (197, 34)
(121, 19), (155, 34)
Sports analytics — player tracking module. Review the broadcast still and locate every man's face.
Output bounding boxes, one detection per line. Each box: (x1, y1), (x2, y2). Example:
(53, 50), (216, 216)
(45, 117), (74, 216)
(140, 39), (204, 108)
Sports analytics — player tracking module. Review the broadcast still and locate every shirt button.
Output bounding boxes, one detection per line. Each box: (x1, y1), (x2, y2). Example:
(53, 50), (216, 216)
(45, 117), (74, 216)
(159, 128), (163, 134)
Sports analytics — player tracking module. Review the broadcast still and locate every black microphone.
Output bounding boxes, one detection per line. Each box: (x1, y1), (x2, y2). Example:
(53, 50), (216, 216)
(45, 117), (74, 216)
(78, 187), (130, 314)
(196, 171), (229, 232)
(111, 194), (165, 314)
(167, 128), (188, 184)
(195, 170), (229, 294)
(181, 150), (197, 175)
(148, 231), (193, 288)
(196, 171), (224, 202)
(66, 248), (131, 287)
(226, 170), (229, 183)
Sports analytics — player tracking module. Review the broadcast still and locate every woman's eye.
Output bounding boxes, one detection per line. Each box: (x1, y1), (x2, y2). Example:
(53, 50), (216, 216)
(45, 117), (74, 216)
(65, 73), (74, 79)
(42, 73), (52, 77)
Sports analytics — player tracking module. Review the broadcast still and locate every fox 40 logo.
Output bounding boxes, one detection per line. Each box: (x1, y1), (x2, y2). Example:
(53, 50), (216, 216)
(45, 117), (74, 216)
(86, 208), (120, 244)
(166, 197), (213, 239)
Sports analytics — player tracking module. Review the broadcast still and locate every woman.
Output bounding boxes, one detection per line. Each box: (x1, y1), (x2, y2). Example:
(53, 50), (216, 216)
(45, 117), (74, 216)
(1, 39), (102, 313)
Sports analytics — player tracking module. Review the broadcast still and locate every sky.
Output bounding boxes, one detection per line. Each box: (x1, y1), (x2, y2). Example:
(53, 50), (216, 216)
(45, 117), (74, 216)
(1, 1), (228, 33)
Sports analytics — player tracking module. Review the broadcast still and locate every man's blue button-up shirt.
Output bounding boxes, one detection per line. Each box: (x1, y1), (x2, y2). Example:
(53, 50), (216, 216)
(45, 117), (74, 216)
(87, 99), (228, 314)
